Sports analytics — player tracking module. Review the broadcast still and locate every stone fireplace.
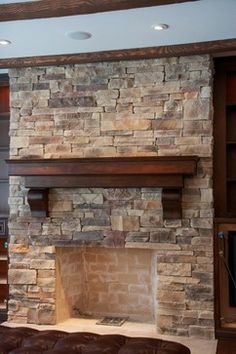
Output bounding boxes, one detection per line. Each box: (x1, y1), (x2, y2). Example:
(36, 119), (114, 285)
(7, 54), (214, 338)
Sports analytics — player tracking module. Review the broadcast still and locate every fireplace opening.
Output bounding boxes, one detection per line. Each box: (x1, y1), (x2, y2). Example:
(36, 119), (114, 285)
(56, 247), (156, 324)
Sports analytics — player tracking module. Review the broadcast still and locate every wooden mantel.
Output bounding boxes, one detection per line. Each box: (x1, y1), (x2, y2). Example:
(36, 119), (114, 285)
(6, 156), (199, 219)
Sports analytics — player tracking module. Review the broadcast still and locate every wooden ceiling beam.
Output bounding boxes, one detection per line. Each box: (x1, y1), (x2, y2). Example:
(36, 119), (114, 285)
(0, 38), (236, 69)
(0, 0), (198, 22)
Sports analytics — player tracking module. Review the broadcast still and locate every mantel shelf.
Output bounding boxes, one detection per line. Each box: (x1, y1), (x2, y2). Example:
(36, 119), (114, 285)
(6, 156), (199, 219)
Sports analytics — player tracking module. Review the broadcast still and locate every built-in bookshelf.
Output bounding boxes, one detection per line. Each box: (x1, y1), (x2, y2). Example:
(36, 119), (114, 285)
(0, 74), (9, 322)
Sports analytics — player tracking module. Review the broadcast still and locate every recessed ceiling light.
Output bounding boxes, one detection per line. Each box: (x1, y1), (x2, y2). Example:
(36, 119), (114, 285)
(66, 31), (92, 41)
(0, 39), (11, 46)
(153, 24), (169, 31)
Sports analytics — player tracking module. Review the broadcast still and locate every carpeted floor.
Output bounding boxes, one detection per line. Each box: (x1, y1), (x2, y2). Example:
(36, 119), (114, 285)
(217, 339), (236, 354)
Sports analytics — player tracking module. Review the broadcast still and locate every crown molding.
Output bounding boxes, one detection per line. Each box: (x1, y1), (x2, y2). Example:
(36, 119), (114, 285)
(1, 38), (236, 69)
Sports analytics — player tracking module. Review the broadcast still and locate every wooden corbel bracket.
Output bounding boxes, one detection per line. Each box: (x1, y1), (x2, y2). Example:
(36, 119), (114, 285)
(27, 188), (49, 218)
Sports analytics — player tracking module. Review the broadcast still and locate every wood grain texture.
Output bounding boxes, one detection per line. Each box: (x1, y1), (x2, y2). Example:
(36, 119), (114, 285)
(217, 339), (236, 354)
(6, 156), (199, 176)
(0, 0), (198, 22)
(1, 38), (236, 69)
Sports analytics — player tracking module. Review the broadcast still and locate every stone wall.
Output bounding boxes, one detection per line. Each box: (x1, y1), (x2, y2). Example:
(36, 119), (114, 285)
(7, 55), (214, 338)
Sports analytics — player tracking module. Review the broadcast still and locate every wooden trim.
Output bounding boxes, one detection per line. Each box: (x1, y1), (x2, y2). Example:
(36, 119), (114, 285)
(213, 59), (227, 217)
(6, 156), (199, 219)
(215, 218), (236, 224)
(6, 156), (199, 176)
(1, 38), (236, 69)
(213, 57), (236, 218)
(0, 0), (198, 22)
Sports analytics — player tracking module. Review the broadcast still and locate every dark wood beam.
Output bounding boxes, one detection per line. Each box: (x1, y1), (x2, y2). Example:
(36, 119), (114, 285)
(1, 38), (236, 69)
(0, 0), (198, 22)
(6, 156), (198, 219)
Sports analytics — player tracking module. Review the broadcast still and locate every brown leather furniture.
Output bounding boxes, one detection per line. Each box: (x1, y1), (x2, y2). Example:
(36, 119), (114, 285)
(0, 325), (191, 353)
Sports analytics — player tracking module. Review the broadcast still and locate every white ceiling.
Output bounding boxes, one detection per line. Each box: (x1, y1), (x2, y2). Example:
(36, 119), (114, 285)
(0, 0), (235, 61)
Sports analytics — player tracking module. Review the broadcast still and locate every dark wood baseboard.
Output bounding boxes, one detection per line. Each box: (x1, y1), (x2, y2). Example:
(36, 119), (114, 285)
(217, 339), (236, 354)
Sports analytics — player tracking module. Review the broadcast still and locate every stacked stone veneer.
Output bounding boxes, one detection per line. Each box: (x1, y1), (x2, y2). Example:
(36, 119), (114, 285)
(7, 55), (214, 338)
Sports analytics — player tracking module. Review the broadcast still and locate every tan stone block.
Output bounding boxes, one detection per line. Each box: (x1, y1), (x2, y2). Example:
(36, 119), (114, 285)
(199, 310), (214, 319)
(101, 112), (154, 120)
(44, 144), (71, 154)
(8, 299), (20, 311)
(9, 244), (29, 253)
(32, 246), (56, 255)
(157, 290), (185, 303)
(109, 78), (129, 89)
(37, 278), (55, 288)
(158, 274), (191, 283)
(37, 304), (56, 325)
(90, 137), (113, 146)
(119, 87), (142, 99)
(19, 146), (44, 157)
(190, 218), (213, 229)
(134, 199), (162, 210)
(157, 314), (173, 330)
(157, 263), (191, 276)
(111, 215), (139, 231)
(200, 188), (213, 202)
(117, 146), (138, 155)
(114, 137), (152, 147)
(142, 82), (180, 95)
(49, 201), (73, 212)
(73, 193), (103, 205)
(29, 136), (63, 145)
(101, 119), (151, 131)
(11, 136), (29, 148)
(179, 144), (212, 156)
(83, 147), (116, 157)
(152, 119), (182, 130)
(133, 106), (163, 115)
(125, 242), (181, 250)
(140, 211), (161, 227)
(8, 269), (37, 285)
(175, 137), (201, 145)
(191, 237), (213, 246)
(184, 99), (210, 120)
(95, 89), (118, 106)
(134, 72), (164, 85)
(30, 260), (55, 270)
(8, 316), (28, 323)
(35, 121), (54, 131)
